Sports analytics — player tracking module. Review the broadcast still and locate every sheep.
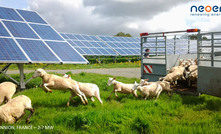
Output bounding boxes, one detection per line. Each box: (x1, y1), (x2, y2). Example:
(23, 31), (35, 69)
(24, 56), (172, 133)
(63, 74), (103, 104)
(132, 81), (162, 100)
(0, 95), (34, 125)
(107, 77), (137, 99)
(184, 65), (198, 87)
(139, 79), (173, 96)
(32, 68), (88, 106)
(0, 82), (17, 105)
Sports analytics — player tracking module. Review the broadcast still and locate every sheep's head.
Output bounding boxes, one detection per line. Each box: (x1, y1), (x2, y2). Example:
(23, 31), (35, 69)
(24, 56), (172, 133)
(107, 77), (116, 86)
(63, 74), (71, 79)
(132, 81), (140, 90)
(32, 68), (46, 78)
(139, 79), (149, 86)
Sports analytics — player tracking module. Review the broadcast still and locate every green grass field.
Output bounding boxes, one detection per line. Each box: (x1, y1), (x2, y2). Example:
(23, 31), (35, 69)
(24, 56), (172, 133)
(0, 72), (221, 134)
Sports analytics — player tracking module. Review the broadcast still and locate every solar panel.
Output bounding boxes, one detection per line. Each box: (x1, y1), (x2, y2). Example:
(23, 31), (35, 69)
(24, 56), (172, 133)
(30, 24), (64, 41)
(17, 9), (47, 24)
(0, 7), (23, 21)
(61, 33), (118, 56)
(45, 41), (87, 63)
(97, 35), (141, 56)
(0, 22), (10, 37)
(0, 7), (88, 64)
(3, 21), (39, 39)
(0, 38), (28, 62)
(16, 39), (60, 63)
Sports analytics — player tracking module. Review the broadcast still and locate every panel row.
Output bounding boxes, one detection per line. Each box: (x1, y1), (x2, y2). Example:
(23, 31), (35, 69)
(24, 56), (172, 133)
(0, 37), (87, 63)
(0, 7), (47, 24)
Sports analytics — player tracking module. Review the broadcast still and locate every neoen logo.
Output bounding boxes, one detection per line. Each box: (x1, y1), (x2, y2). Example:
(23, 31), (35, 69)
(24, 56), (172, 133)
(191, 5), (221, 12)
(190, 5), (221, 17)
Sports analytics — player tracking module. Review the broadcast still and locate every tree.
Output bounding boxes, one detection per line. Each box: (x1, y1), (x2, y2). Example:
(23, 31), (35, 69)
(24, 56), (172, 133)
(114, 32), (132, 37)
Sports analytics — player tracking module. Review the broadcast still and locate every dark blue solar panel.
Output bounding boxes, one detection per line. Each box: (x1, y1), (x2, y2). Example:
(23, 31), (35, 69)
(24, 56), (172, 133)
(3, 21), (39, 39)
(90, 35), (100, 41)
(0, 38), (28, 62)
(90, 48), (102, 55)
(67, 40), (77, 47)
(30, 24), (64, 41)
(75, 34), (85, 40)
(81, 35), (92, 41)
(81, 48), (94, 55)
(60, 33), (69, 39)
(75, 47), (85, 55)
(98, 36), (109, 41)
(114, 49), (127, 55)
(105, 36), (116, 41)
(46, 41), (87, 63)
(97, 42), (108, 48)
(122, 49), (134, 55)
(106, 48), (117, 55)
(73, 40), (86, 47)
(90, 41), (101, 47)
(0, 7), (23, 21)
(97, 48), (110, 55)
(81, 41), (93, 47)
(17, 9), (47, 24)
(0, 23), (10, 37)
(66, 34), (77, 40)
(17, 39), (60, 62)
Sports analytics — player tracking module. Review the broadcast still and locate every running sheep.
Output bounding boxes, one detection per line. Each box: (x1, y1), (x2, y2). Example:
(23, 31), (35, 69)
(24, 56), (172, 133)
(0, 95), (34, 125)
(132, 81), (162, 100)
(32, 68), (88, 106)
(0, 82), (17, 105)
(107, 77), (138, 99)
(139, 79), (173, 96)
(63, 74), (103, 104)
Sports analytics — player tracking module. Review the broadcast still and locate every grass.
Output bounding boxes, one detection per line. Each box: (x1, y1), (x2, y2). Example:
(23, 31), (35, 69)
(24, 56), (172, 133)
(0, 58), (141, 70)
(0, 72), (221, 134)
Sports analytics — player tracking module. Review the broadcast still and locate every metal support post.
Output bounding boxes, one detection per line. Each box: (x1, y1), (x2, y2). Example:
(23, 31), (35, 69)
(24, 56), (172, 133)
(17, 64), (26, 89)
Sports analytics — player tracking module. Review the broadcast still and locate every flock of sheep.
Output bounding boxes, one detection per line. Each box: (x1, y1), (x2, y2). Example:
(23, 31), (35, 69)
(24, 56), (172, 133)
(0, 59), (197, 125)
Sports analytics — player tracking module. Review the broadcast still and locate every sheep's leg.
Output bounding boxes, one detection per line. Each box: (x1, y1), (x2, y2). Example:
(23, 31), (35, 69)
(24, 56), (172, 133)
(114, 90), (119, 98)
(91, 97), (95, 102)
(144, 95), (148, 100)
(95, 92), (103, 104)
(67, 94), (75, 107)
(108, 89), (115, 99)
(76, 93), (86, 105)
(81, 93), (88, 104)
(132, 90), (138, 97)
(43, 82), (54, 93)
(155, 89), (163, 100)
(26, 108), (34, 124)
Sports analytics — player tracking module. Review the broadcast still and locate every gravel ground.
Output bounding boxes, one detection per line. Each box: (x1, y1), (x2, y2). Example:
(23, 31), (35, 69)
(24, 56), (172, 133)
(7, 68), (141, 78)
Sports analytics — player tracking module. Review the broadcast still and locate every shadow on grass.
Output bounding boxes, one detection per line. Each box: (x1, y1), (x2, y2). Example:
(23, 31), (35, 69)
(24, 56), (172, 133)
(180, 94), (221, 111)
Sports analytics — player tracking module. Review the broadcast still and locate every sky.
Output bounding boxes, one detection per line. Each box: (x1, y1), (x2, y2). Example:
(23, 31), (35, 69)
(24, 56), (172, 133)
(0, 0), (221, 36)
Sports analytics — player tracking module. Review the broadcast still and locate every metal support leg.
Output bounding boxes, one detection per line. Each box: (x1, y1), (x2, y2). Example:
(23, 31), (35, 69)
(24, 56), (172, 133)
(17, 64), (26, 89)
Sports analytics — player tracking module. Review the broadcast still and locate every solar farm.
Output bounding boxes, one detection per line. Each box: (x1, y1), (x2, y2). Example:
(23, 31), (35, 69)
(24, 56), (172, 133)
(0, 6), (221, 134)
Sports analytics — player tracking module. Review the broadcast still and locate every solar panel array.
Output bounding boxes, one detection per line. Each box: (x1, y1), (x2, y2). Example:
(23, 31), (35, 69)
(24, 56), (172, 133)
(97, 35), (140, 56)
(60, 33), (118, 56)
(60, 33), (141, 56)
(0, 7), (88, 64)
(143, 38), (197, 55)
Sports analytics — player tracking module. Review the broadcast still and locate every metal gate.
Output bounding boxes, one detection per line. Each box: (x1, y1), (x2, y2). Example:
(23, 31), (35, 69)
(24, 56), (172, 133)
(140, 29), (199, 81)
(141, 35), (167, 81)
(197, 32), (221, 97)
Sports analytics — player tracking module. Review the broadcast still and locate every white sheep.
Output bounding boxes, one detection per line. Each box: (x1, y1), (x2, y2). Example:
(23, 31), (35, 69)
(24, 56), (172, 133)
(0, 82), (17, 105)
(107, 77), (137, 99)
(139, 79), (173, 96)
(0, 95), (34, 125)
(63, 74), (103, 104)
(184, 65), (198, 87)
(32, 68), (88, 106)
(132, 81), (162, 100)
